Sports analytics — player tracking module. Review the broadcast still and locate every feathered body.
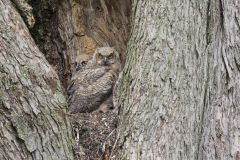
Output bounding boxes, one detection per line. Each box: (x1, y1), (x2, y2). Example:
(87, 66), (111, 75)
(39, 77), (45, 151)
(68, 47), (121, 113)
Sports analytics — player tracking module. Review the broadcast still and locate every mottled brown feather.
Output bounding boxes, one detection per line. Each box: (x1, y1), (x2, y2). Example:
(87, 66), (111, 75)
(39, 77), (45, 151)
(67, 47), (121, 113)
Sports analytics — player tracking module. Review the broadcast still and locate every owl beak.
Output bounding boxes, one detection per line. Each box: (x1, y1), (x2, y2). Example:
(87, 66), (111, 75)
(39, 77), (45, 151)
(102, 57), (108, 66)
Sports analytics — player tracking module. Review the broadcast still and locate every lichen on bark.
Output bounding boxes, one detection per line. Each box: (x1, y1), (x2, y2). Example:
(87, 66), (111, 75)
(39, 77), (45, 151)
(0, 0), (73, 159)
(11, 0), (35, 28)
(116, 0), (240, 159)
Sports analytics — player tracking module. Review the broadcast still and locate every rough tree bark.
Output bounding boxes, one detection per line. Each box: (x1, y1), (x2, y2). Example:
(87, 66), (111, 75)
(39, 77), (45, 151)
(117, 0), (240, 159)
(0, 0), (73, 159)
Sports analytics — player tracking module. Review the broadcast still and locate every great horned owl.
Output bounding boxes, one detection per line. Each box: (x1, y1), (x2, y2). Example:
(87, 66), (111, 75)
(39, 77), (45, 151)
(68, 47), (121, 113)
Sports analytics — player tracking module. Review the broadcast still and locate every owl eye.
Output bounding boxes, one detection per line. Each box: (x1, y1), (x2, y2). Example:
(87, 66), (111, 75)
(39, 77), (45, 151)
(108, 53), (113, 59)
(98, 53), (103, 59)
(81, 61), (87, 66)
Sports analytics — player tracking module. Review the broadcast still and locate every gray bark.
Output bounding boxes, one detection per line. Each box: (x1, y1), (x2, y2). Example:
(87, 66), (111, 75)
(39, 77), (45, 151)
(0, 0), (73, 159)
(117, 0), (240, 159)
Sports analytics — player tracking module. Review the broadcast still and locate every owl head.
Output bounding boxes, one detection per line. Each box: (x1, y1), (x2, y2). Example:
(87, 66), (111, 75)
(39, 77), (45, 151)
(74, 60), (88, 71)
(74, 54), (92, 71)
(93, 47), (120, 67)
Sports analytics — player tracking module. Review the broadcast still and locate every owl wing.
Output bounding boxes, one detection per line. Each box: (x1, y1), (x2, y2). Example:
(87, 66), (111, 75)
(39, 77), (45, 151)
(67, 67), (109, 96)
(68, 68), (114, 113)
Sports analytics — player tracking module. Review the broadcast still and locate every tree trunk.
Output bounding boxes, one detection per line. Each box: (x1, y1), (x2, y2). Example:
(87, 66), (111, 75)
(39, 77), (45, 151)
(0, 0), (73, 159)
(117, 0), (240, 159)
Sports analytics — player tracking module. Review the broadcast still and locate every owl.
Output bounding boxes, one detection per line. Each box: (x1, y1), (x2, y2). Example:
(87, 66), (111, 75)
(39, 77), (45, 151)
(68, 47), (121, 113)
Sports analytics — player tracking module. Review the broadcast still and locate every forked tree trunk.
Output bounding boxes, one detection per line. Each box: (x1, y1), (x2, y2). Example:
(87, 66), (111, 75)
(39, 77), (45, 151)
(0, 0), (73, 159)
(117, 0), (240, 159)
